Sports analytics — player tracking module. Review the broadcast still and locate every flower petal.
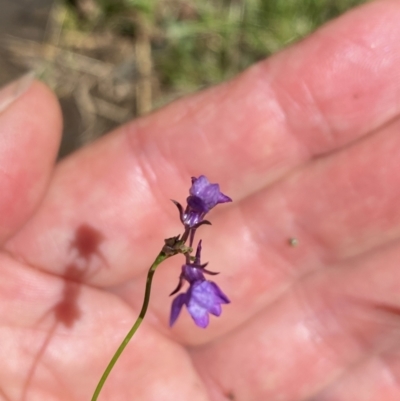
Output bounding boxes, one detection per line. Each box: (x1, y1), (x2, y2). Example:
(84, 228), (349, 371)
(209, 282), (230, 304)
(208, 302), (222, 317)
(190, 281), (215, 308)
(169, 293), (187, 326)
(187, 301), (210, 328)
(189, 175), (232, 211)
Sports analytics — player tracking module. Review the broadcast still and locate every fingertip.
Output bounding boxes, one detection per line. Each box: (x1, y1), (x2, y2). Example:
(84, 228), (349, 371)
(18, 79), (63, 143)
(0, 79), (62, 241)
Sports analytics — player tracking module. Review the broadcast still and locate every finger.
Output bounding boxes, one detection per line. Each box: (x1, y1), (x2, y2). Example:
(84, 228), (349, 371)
(0, 253), (210, 401)
(5, 0), (400, 285)
(191, 240), (400, 401)
(0, 77), (61, 243)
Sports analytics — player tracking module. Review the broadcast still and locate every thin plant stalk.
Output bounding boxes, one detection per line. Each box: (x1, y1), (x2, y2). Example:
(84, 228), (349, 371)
(90, 252), (169, 401)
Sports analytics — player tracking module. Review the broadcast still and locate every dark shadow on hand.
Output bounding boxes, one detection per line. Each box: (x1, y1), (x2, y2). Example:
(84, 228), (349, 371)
(21, 224), (109, 401)
(70, 223), (108, 268)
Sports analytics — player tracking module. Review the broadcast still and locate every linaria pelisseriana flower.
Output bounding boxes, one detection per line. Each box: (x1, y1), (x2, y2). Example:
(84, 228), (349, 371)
(170, 240), (230, 328)
(173, 175), (232, 229)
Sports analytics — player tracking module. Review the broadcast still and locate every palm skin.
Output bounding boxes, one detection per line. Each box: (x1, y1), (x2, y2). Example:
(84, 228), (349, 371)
(2, 1), (400, 400)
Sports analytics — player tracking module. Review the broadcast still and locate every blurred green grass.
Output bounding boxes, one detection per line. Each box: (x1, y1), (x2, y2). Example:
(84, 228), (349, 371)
(64, 0), (368, 93)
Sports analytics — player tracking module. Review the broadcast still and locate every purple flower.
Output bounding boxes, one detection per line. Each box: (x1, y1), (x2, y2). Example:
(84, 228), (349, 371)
(189, 175), (232, 214)
(170, 280), (230, 328)
(169, 241), (230, 328)
(173, 175), (232, 229)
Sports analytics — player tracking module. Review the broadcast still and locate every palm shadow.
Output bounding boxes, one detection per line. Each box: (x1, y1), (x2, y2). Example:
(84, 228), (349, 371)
(21, 224), (108, 401)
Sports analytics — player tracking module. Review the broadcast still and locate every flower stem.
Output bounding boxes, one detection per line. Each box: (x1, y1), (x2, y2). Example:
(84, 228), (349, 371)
(90, 251), (169, 401)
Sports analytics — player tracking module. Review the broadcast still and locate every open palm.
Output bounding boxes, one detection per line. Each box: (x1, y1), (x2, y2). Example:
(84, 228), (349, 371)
(2, 1), (400, 400)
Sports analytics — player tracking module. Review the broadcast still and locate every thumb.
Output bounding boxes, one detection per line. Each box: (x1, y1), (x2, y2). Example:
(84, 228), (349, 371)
(0, 74), (62, 242)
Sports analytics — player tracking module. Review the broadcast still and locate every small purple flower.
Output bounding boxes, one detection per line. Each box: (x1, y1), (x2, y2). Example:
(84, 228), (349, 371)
(173, 175), (232, 229)
(189, 175), (232, 214)
(169, 241), (230, 328)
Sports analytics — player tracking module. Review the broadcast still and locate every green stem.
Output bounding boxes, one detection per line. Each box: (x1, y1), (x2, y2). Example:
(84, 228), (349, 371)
(91, 252), (169, 401)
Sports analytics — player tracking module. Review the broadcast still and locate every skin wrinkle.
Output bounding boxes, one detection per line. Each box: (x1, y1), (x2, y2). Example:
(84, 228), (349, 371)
(120, 128), (189, 276)
(0, 387), (12, 401)
(157, 87), (233, 174)
(309, 314), (400, 400)
(344, 138), (400, 254)
(289, 279), (363, 400)
(265, 11), (400, 156)
(271, 64), (336, 158)
(287, 117), (400, 262)
(223, 64), (312, 195)
(268, 76), (332, 159)
(298, 269), (400, 400)
(248, 215), (299, 280)
(246, 67), (287, 124)
(296, 276), (362, 363)
(37, 356), (67, 397)
(126, 125), (175, 221)
(339, 2), (400, 68)
(179, 116), (216, 179)
(178, 349), (212, 401)
(376, 350), (400, 395)
(299, 79), (336, 152)
(175, 85), (254, 187)
(198, 367), (230, 401)
(222, 201), (297, 320)
(119, 126), (158, 205)
(346, 303), (400, 354)
(169, 88), (218, 125)
(324, 358), (400, 401)
(239, 178), (326, 281)
(287, 163), (353, 267)
(126, 113), (206, 224)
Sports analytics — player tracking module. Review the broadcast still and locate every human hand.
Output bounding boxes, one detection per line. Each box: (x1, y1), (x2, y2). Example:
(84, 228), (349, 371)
(2, 1), (400, 400)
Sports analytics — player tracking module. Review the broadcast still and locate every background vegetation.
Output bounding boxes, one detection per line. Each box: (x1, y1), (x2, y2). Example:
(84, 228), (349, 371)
(65, 0), (368, 103)
(3, 0), (369, 155)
